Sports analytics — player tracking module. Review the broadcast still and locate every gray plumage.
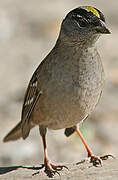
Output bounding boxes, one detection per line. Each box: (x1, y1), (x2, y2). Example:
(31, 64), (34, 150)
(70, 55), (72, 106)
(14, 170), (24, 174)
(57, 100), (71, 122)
(3, 6), (110, 147)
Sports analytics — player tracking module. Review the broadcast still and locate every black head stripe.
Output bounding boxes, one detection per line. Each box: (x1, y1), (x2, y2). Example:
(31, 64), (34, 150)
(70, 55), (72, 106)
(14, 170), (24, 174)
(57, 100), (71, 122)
(94, 8), (105, 22)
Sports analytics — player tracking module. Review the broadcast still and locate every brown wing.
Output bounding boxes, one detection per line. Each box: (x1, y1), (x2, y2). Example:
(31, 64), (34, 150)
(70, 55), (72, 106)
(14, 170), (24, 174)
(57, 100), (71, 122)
(21, 68), (42, 139)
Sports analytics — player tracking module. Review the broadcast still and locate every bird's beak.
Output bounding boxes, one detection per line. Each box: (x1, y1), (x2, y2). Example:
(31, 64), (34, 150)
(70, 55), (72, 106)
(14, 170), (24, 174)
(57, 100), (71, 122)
(94, 20), (111, 34)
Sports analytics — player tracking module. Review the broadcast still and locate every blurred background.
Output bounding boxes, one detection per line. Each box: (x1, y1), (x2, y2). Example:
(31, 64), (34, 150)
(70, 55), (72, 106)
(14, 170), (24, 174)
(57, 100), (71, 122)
(0, 0), (118, 167)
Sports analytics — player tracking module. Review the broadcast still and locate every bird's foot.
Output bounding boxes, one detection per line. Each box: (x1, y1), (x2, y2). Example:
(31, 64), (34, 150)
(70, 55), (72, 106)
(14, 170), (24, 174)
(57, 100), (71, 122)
(44, 163), (68, 178)
(32, 163), (68, 177)
(89, 154), (114, 166)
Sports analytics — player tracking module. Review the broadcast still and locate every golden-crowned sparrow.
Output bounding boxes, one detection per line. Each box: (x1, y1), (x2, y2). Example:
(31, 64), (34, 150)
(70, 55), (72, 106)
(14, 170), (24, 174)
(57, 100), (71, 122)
(3, 6), (111, 176)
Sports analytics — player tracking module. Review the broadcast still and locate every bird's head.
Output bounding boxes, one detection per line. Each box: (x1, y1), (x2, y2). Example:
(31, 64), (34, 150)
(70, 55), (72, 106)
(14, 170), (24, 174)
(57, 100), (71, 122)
(60, 6), (110, 46)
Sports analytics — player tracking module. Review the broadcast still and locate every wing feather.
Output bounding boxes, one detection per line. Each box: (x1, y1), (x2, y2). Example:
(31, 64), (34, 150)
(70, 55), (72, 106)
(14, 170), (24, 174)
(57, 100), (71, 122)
(21, 69), (42, 139)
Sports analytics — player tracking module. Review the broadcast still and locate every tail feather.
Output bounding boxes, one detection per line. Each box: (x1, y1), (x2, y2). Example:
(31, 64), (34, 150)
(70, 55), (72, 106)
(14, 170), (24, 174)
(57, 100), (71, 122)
(64, 126), (76, 137)
(22, 120), (31, 140)
(3, 121), (23, 142)
(3, 121), (35, 142)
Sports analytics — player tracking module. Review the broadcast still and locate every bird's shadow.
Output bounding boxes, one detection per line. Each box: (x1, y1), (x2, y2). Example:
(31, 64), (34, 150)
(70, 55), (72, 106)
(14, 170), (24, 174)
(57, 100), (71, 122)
(0, 164), (44, 176)
(0, 164), (66, 178)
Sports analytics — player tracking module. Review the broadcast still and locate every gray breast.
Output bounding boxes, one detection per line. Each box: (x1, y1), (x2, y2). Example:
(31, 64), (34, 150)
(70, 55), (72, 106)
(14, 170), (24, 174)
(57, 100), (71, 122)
(33, 47), (105, 130)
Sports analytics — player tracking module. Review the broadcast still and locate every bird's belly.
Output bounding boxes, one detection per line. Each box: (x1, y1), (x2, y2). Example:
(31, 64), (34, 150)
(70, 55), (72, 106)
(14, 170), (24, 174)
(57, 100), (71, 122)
(32, 84), (102, 130)
(49, 87), (102, 129)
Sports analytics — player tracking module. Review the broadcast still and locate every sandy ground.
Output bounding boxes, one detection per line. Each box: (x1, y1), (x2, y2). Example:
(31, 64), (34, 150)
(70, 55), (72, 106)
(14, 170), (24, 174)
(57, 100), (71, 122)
(0, 0), (118, 168)
(0, 158), (117, 180)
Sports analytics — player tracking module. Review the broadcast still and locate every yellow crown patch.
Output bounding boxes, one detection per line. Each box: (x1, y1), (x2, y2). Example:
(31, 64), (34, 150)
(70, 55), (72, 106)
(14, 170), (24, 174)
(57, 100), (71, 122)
(84, 6), (100, 19)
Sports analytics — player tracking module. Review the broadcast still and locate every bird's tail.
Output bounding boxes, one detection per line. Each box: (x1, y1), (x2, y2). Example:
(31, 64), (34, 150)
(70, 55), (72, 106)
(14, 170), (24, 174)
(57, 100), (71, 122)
(3, 121), (34, 142)
(3, 121), (23, 142)
(64, 126), (76, 137)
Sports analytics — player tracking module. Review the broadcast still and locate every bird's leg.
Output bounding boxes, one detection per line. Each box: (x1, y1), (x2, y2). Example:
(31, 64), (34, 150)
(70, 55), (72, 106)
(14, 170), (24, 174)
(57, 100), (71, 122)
(39, 127), (67, 177)
(74, 126), (113, 166)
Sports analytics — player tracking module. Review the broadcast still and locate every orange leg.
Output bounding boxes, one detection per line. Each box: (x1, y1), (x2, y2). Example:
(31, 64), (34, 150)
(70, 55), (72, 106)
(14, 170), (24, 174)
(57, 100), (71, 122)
(74, 126), (114, 166)
(74, 126), (93, 157)
(40, 127), (67, 177)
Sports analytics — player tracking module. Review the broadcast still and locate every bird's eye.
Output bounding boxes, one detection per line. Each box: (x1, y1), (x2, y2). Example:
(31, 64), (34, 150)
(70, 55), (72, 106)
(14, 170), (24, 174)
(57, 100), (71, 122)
(73, 14), (89, 28)
(78, 17), (88, 27)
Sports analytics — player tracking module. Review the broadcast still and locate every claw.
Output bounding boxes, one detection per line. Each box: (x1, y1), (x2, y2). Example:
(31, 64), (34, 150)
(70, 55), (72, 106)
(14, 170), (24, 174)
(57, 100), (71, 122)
(50, 163), (68, 171)
(44, 163), (68, 177)
(100, 154), (115, 160)
(32, 163), (67, 177)
(89, 154), (114, 167)
(44, 166), (59, 178)
(90, 155), (103, 166)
